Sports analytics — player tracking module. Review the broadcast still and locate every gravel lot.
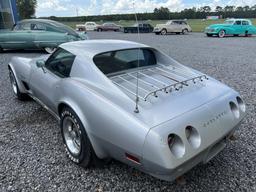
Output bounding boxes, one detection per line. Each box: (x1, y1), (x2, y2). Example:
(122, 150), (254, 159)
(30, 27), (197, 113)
(0, 32), (256, 192)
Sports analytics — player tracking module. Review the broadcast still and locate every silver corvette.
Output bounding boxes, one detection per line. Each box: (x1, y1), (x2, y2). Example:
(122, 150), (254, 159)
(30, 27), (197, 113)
(8, 40), (246, 181)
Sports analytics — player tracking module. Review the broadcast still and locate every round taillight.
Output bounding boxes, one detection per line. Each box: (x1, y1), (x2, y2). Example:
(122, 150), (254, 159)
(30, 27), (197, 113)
(185, 126), (201, 149)
(167, 134), (185, 158)
(236, 96), (246, 112)
(229, 101), (240, 119)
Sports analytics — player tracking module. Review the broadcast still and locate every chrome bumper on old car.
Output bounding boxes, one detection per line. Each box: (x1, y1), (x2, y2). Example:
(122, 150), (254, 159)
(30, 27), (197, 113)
(141, 92), (246, 181)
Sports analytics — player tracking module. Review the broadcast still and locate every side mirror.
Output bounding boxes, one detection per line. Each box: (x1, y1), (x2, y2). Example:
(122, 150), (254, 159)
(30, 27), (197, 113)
(36, 60), (46, 73)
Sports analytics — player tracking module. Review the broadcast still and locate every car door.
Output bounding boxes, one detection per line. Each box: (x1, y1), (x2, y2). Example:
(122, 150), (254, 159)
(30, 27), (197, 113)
(3, 22), (35, 49)
(29, 48), (76, 112)
(168, 21), (178, 33)
(232, 20), (242, 34)
(242, 20), (250, 33)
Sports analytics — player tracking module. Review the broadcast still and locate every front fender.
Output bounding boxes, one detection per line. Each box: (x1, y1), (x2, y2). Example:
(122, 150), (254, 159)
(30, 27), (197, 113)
(8, 57), (33, 93)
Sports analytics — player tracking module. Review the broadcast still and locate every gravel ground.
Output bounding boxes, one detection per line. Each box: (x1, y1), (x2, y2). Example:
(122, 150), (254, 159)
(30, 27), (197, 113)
(0, 32), (255, 192)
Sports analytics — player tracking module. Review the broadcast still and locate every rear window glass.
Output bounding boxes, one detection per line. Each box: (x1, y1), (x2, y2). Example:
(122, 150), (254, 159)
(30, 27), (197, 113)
(93, 48), (157, 74)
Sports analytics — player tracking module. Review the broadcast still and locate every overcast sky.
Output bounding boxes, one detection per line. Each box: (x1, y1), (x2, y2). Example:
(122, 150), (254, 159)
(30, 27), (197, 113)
(36, 0), (256, 17)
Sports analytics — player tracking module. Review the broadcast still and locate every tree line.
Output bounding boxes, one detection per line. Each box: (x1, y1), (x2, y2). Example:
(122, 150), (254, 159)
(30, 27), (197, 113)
(43, 5), (256, 22)
(16, 1), (256, 21)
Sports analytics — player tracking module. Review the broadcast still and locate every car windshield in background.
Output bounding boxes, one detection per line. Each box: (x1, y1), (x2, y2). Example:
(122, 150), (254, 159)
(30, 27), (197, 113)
(225, 20), (234, 24)
(93, 48), (157, 74)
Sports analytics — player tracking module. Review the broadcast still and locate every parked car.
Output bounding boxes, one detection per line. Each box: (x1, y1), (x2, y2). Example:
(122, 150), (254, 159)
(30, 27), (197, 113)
(154, 20), (192, 35)
(76, 22), (99, 31)
(123, 23), (153, 33)
(0, 19), (88, 53)
(8, 40), (246, 181)
(96, 22), (122, 32)
(205, 19), (256, 38)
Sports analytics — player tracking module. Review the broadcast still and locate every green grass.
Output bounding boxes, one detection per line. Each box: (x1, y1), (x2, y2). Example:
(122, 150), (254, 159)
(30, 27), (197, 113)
(62, 19), (256, 32)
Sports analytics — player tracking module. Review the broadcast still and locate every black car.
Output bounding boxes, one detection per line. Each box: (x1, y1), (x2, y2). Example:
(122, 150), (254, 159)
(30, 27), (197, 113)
(123, 23), (153, 33)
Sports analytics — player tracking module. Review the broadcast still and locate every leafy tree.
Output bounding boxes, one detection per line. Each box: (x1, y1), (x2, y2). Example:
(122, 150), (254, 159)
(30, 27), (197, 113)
(16, 0), (37, 19)
(224, 6), (235, 12)
(215, 6), (223, 12)
(243, 6), (250, 11)
(236, 6), (243, 12)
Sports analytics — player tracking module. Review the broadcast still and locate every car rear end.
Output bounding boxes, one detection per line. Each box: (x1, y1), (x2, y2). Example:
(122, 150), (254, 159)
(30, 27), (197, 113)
(142, 91), (246, 181)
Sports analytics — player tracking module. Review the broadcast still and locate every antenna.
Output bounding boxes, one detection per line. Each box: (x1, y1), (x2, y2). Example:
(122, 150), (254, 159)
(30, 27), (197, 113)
(133, 2), (140, 113)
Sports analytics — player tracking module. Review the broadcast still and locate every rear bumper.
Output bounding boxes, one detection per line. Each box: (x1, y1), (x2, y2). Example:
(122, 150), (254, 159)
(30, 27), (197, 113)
(145, 123), (239, 181)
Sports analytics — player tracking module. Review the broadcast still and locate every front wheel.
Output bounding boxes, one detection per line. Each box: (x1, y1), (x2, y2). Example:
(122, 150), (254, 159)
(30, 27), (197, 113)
(44, 47), (56, 54)
(160, 29), (167, 35)
(218, 30), (225, 38)
(9, 69), (29, 100)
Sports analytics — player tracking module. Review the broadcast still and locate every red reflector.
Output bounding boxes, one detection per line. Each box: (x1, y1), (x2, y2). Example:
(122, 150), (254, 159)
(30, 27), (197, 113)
(125, 153), (141, 164)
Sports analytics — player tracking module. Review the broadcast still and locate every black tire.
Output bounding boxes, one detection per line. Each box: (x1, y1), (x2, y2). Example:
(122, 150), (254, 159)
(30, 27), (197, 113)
(60, 107), (108, 168)
(155, 32), (160, 35)
(98, 28), (102, 32)
(245, 31), (251, 37)
(60, 107), (93, 167)
(9, 69), (30, 100)
(182, 29), (188, 34)
(160, 29), (167, 35)
(206, 33), (213, 37)
(0, 47), (3, 52)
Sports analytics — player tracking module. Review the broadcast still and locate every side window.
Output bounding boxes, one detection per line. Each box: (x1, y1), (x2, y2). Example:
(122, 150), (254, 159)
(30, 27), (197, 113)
(45, 48), (76, 78)
(242, 21), (249, 25)
(234, 20), (241, 25)
(18, 23), (31, 30)
(31, 23), (46, 31)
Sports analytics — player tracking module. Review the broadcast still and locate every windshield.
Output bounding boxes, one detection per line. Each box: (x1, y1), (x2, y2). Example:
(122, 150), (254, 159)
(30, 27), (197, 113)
(93, 48), (157, 74)
(224, 20), (234, 24)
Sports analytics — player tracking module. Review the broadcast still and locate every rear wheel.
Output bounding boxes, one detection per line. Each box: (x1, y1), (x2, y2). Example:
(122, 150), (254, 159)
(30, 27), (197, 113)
(9, 69), (29, 100)
(44, 47), (56, 54)
(182, 29), (188, 35)
(155, 32), (160, 35)
(98, 28), (102, 32)
(206, 33), (213, 37)
(218, 30), (225, 38)
(160, 29), (167, 35)
(60, 107), (108, 167)
(245, 31), (252, 37)
(61, 107), (93, 167)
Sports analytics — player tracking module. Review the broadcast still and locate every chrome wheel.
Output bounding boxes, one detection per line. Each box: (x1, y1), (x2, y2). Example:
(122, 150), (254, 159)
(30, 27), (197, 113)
(218, 30), (225, 38)
(9, 70), (18, 95)
(182, 29), (188, 34)
(161, 29), (167, 35)
(63, 116), (82, 156)
(44, 47), (56, 54)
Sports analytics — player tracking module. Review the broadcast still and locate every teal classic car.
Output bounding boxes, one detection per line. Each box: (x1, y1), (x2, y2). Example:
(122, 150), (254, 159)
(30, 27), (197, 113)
(0, 19), (88, 53)
(205, 19), (256, 38)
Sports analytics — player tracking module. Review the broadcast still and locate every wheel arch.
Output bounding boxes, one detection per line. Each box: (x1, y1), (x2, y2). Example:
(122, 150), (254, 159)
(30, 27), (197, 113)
(8, 63), (27, 93)
(57, 100), (109, 159)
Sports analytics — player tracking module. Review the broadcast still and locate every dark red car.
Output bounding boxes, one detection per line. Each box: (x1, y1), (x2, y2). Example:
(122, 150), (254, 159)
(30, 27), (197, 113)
(96, 22), (122, 32)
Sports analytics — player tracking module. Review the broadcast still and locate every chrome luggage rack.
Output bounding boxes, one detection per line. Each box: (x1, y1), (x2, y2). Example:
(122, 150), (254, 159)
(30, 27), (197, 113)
(110, 64), (209, 101)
